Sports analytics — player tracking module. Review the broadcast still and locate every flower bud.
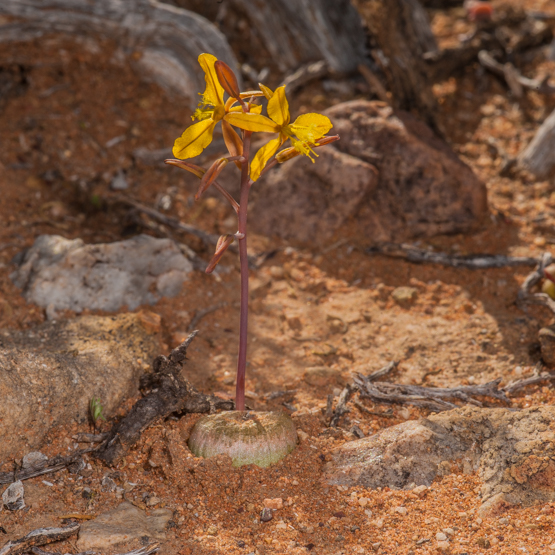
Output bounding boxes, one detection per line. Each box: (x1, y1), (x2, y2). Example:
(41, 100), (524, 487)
(215, 61), (241, 100)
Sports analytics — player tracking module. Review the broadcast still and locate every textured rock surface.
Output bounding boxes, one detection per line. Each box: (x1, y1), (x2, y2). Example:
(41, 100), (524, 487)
(0, 0), (238, 106)
(11, 234), (192, 313)
(324, 406), (555, 514)
(252, 101), (487, 244)
(77, 501), (172, 552)
(251, 145), (379, 243)
(0, 312), (160, 460)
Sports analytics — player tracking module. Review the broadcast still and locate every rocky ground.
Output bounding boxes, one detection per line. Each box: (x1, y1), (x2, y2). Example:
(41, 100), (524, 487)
(2, 0), (555, 554)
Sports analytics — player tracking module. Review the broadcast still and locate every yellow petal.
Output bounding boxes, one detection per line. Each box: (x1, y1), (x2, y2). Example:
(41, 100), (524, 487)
(227, 103), (262, 114)
(198, 53), (224, 107)
(172, 119), (216, 159)
(290, 113), (333, 142)
(250, 136), (282, 182)
(267, 86), (290, 127)
(225, 112), (281, 133)
(259, 83), (273, 100)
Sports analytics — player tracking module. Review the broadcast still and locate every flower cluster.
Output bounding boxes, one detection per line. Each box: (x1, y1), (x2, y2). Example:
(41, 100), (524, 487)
(170, 53), (337, 182)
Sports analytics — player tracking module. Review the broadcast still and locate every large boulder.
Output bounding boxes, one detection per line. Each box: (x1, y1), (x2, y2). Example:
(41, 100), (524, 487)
(323, 405), (555, 514)
(0, 312), (161, 461)
(251, 101), (488, 244)
(11, 234), (193, 314)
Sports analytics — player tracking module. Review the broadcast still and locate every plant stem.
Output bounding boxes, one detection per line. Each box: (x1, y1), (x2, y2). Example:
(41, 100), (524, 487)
(235, 131), (252, 411)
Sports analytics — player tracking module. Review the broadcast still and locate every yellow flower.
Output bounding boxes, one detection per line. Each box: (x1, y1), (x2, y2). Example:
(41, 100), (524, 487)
(173, 53), (226, 159)
(225, 85), (332, 181)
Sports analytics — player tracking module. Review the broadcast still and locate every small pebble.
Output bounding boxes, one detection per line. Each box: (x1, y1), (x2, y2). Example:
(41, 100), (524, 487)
(206, 525), (218, 536)
(2, 481), (25, 511)
(412, 485), (428, 497)
(260, 508), (273, 522)
(263, 498), (283, 510)
(436, 540), (450, 551)
(358, 497), (369, 507)
(146, 496), (160, 507)
(436, 532), (448, 541)
(395, 506), (408, 515)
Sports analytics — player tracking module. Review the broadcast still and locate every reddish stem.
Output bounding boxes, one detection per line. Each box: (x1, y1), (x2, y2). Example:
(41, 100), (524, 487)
(235, 131), (252, 411)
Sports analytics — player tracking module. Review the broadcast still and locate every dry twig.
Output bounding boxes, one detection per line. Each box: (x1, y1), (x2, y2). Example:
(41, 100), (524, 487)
(0, 525), (80, 555)
(109, 195), (222, 250)
(367, 242), (538, 269)
(478, 50), (555, 97)
(0, 452), (91, 486)
(354, 375), (510, 412)
(517, 252), (555, 314)
(95, 332), (234, 466)
(279, 60), (328, 94)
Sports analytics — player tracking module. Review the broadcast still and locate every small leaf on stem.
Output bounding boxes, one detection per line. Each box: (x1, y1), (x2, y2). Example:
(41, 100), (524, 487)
(206, 234), (235, 273)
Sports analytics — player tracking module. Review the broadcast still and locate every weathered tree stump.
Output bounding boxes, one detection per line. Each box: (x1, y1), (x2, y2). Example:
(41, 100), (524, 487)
(0, 0), (238, 106)
(518, 108), (555, 178)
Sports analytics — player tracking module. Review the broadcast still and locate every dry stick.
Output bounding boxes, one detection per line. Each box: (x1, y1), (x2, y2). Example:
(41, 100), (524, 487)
(517, 252), (555, 314)
(0, 525), (80, 555)
(329, 362), (398, 426)
(26, 542), (159, 555)
(109, 195), (225, 250)
(355, 376), (510, 412)
(367, 242), (538, 269)
(279, 60), (328, 95)
(0, 451), (93, 486)
(478, 50), (555, 96)
(187, 302), (228, 332)
(329, 385), (356, 427)
(95, 332), (234, 466)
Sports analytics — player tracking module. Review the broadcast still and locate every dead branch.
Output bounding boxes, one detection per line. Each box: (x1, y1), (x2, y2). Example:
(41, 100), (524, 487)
(0, 525), (80, 555)
(503, 362), (555, 394)
(72, 433), (108, 444)
(329, 384), (356, 427)
(355, 375), (510, 412)
(367, 242), (538, 269)
(94, 332), (234, 466)
(26, 541), (159, 555)
(329, 362), (398, 425)
(279, 60), (328, 95)
(478, 50), (555, 97)
(366, 361), (398, 381)
(0, 451), (91, 486)
(517, 252), (555, 314)
(519, 107), (555, 178)
(108, 195), (222, 250)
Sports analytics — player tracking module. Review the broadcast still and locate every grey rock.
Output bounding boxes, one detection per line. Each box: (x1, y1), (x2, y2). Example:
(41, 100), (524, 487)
(252, 101), (487, 244)
(323, 405), (555, 514)
(110, 170), (129, 191)
(0, 312), (160, 460)
(2, 480), (25, 511)
(11, 234), (193, 313)
(22, 451), (48, 469)
(76, 501), (173, 551)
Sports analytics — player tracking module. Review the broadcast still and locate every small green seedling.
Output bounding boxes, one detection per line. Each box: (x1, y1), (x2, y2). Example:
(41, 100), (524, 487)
(89, 396), (106, 432)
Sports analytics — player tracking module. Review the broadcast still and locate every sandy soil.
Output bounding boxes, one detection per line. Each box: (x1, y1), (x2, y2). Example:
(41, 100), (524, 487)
(2, 1), (555, 554)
